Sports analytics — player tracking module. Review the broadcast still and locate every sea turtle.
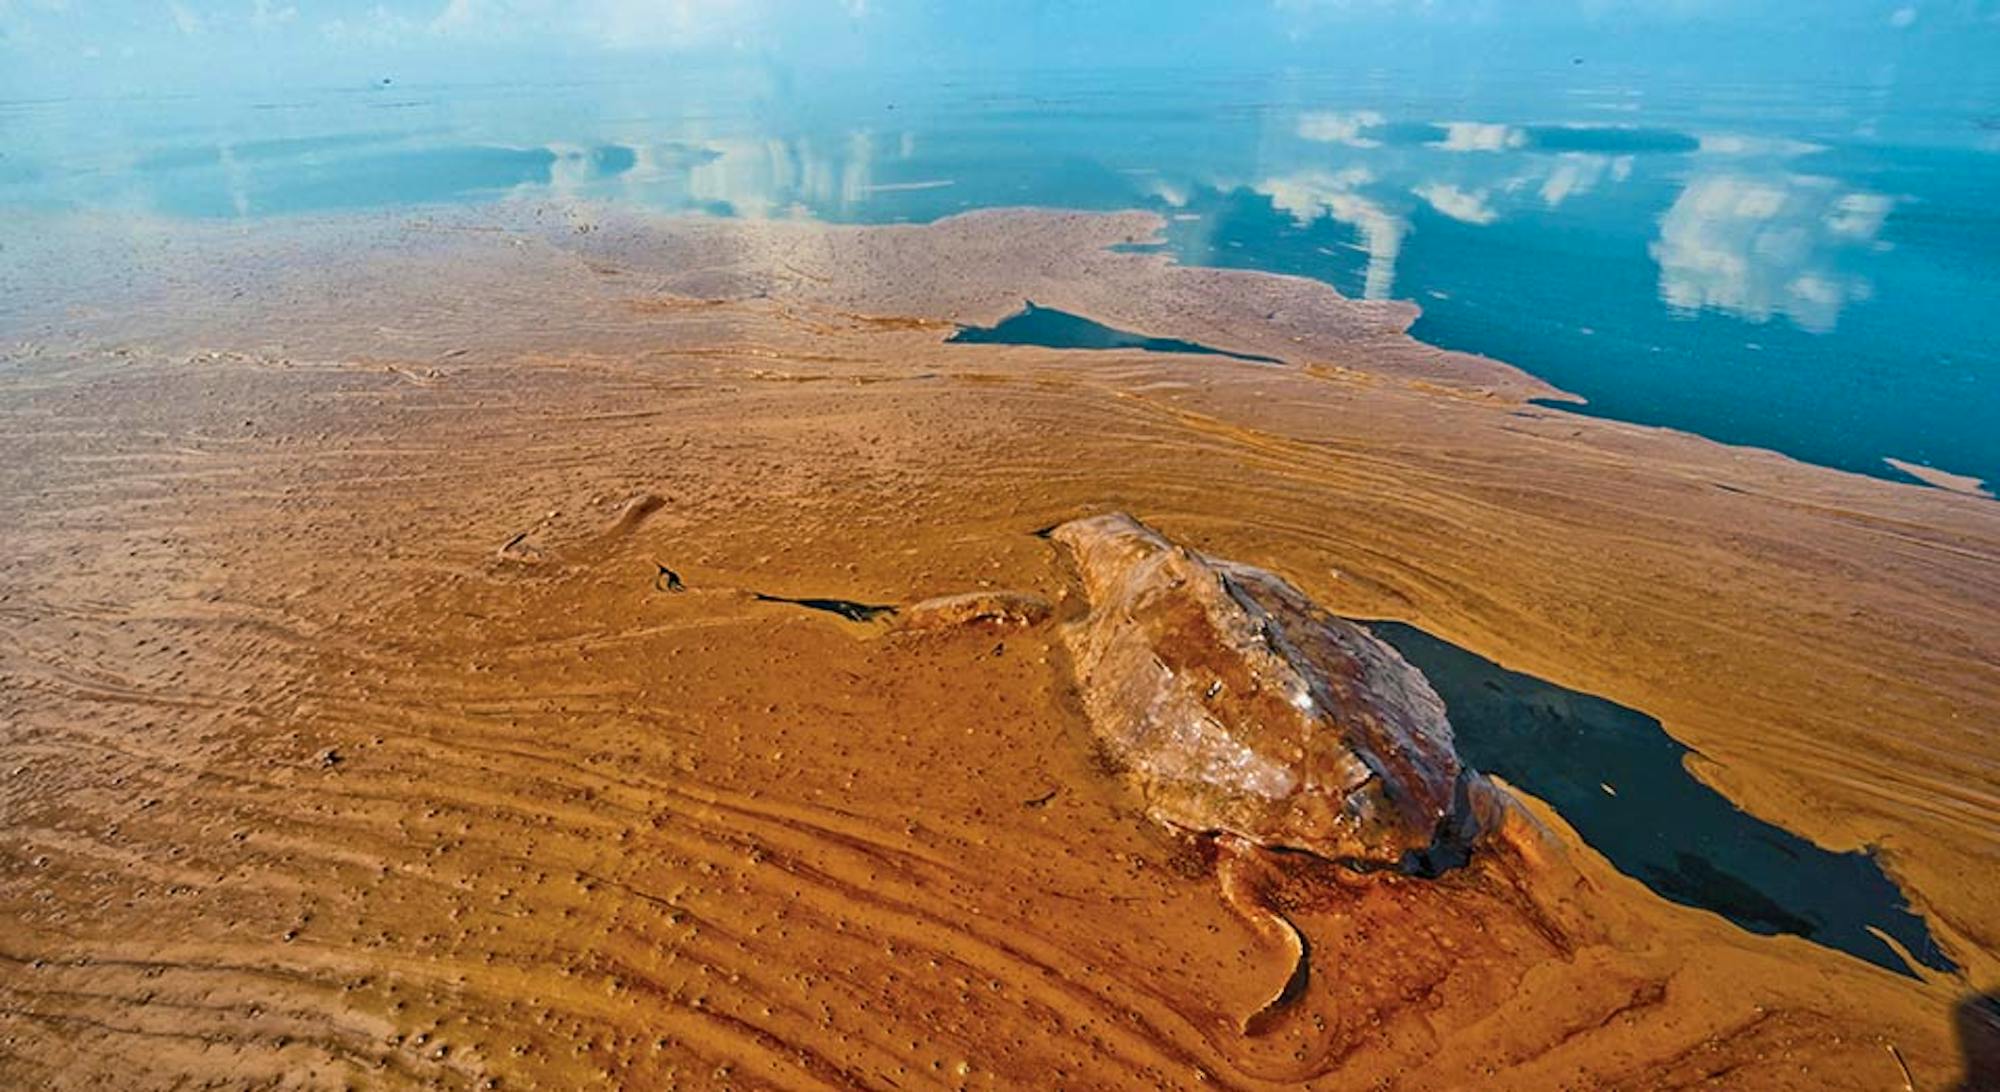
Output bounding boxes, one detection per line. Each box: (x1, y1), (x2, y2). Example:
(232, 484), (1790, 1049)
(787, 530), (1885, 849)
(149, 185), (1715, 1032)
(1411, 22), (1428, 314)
(1047, 513), (1480, 1032)
(631, 506), (1482, 1031)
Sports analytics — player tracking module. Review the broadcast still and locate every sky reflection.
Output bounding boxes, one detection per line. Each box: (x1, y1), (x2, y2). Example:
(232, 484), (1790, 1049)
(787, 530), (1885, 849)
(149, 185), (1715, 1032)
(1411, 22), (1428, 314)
(1652, 173), (1893, 333)
(2, 59), (1994, 490)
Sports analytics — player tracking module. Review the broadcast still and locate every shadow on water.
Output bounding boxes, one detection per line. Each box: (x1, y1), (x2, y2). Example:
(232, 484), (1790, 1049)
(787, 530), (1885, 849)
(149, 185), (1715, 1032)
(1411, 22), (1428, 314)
(1366, 621), (1956, 978)
(948, 301), (1281, 364)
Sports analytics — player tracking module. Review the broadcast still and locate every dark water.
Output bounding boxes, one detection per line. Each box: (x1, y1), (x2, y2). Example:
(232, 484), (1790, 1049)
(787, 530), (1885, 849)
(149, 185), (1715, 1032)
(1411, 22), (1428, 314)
(949, 302), (1280, 363)
(752, 593), (897, 623)
(1367, 621), (1955, 978)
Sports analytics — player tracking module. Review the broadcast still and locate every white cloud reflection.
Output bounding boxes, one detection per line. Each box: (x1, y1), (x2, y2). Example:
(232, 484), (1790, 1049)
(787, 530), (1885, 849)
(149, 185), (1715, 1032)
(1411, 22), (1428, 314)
(1696, 133), (1828, 157)
(683, 131), (881, 217)
(1296, 110), (1385, 147)
(1413, 181), (1496, 224)
(1538, 152), (1634, 207)
(1651, 173), (1894, 333)
(1433, 122), (1525, 152)
(1826, 191), (1894, 238)
(1259, 167), (1406, 299)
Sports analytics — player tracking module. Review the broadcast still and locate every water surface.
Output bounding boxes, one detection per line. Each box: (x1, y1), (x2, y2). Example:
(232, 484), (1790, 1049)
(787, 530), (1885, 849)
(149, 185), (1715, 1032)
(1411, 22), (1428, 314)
(1369, 621), (1954, 977)
(5, 67), (1995, 491)
(949, 302), (1280, 363)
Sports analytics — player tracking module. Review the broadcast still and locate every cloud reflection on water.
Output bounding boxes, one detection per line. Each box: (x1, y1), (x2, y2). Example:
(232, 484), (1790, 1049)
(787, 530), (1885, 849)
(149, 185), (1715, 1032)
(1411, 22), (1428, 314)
(1413, 182), (1498, 225)
(0, 70), (1982, 490)
(3, 88), (1907, 343)
(1258, 167), (1407, 299)
(1539, 152), (1633, 207)
(1433, 121), (1527, 152)
(1651, 173), (1893, 333)
(1295, 110), (1386, 147)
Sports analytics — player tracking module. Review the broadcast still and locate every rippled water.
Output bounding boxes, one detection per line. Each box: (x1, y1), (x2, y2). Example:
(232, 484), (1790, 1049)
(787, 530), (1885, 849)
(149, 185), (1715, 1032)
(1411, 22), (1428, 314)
(4, 65), (1996, 489)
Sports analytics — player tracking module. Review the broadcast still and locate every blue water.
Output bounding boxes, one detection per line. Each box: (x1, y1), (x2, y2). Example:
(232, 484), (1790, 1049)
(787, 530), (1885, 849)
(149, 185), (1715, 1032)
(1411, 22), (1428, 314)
(3, 66), (1996, 489)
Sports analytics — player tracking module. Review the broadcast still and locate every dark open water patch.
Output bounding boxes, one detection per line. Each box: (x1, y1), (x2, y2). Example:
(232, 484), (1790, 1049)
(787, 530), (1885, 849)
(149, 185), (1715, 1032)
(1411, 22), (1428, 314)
(948, 302), (1280, 364)
(752, 593), (897, 623)
(1367, 621), (1956, 978)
